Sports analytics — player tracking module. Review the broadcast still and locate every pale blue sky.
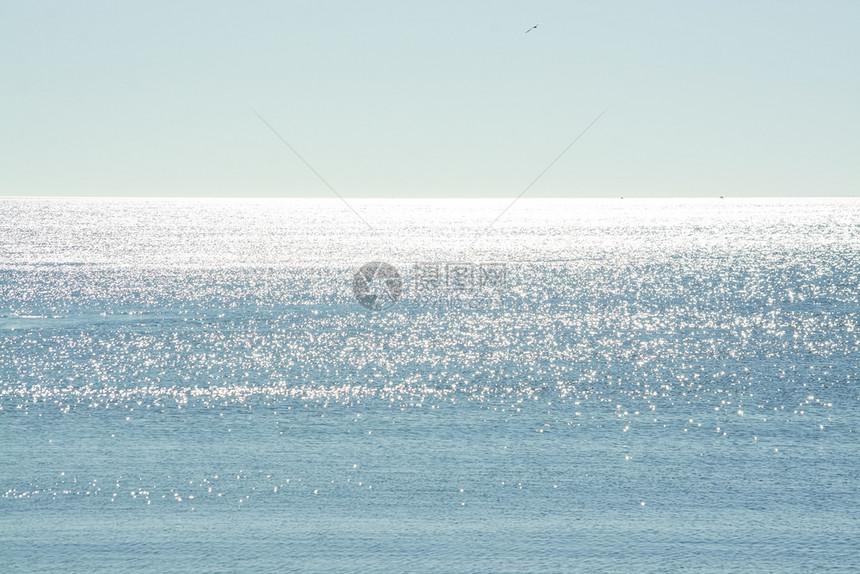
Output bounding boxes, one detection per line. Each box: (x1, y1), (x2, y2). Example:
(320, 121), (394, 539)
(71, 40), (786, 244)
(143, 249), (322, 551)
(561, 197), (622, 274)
(2, 1), (858, 197)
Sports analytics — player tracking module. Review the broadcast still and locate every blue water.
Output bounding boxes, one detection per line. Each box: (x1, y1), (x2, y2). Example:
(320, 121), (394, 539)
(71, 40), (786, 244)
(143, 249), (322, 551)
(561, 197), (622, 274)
(1, 197), (858, 573)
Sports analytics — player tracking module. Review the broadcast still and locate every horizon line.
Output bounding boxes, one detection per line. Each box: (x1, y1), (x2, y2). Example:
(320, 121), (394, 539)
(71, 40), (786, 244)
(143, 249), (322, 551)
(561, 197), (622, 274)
(1, 194), (857, 200)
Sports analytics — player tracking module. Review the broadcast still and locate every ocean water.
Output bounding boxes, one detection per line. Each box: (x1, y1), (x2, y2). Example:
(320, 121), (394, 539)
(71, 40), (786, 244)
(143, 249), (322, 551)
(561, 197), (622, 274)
(1, 197), (858, 573)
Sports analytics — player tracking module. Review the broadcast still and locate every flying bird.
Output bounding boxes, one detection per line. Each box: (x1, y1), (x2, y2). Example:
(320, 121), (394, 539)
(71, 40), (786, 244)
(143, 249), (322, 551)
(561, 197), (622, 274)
(525, 23), (542, 33)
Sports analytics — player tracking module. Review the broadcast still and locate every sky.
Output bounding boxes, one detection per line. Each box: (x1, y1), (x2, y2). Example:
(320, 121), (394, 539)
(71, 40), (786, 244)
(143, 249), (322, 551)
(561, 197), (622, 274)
(1, 0), (858, 198)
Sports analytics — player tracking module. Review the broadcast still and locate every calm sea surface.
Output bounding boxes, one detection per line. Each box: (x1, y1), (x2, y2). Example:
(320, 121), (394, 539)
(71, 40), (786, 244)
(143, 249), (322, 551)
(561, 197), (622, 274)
(1, 197), (858, 573)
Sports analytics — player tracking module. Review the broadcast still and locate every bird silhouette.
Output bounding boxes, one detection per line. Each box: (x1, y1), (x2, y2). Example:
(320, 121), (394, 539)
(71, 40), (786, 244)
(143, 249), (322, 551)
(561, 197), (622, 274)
(525, 23), (542, 33)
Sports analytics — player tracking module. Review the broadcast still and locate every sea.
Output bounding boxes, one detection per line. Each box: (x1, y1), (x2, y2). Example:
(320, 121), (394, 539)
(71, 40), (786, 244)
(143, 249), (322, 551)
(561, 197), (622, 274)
(1, 197), (858, 573)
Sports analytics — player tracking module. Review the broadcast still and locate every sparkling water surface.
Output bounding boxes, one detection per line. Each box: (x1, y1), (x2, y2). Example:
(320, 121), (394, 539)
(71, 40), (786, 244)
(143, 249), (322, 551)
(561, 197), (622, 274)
(1, 197), (858, 573)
